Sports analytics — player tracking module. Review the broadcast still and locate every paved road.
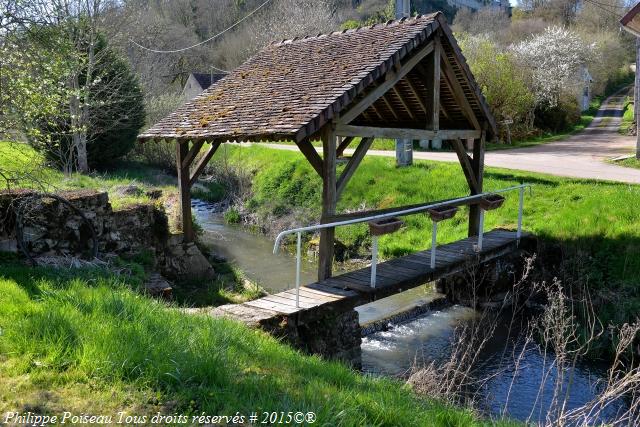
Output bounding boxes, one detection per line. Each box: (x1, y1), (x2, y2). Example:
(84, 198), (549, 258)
(261, 91), (640, 184)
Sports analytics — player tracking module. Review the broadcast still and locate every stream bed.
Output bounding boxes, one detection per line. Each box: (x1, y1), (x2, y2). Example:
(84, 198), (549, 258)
(193, 201), (630, 424)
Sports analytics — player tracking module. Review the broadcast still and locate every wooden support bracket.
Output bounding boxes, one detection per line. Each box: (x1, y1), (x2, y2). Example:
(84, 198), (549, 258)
(451, 138), (479, 194)
(189, 141), (222, 187)
(336, 137), (374, 200)
(296, 139), (324, 178)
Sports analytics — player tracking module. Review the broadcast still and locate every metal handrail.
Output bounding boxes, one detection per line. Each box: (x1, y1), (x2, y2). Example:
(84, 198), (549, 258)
(273, 184), (532, 307)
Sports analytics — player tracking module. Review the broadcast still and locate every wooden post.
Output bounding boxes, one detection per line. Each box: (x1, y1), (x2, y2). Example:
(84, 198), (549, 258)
(468, 129), (485, 237)
(319, 124), (337, 281)
(176, 141), (195, 242)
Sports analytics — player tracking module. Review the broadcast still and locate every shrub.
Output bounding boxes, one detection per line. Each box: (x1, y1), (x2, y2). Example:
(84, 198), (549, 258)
(30, 33), (145, 169)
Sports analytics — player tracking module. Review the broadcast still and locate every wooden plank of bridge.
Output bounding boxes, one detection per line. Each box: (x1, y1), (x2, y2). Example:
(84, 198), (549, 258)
(242, 229), (526, 319)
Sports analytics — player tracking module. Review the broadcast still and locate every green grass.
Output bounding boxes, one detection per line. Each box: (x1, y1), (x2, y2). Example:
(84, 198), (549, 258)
(0, 141), (177, 209)
(613, 156), (640, 170)
(212, 144), (640, 328)
(0, 263), (505, 426)
(619, 96), (634, 135)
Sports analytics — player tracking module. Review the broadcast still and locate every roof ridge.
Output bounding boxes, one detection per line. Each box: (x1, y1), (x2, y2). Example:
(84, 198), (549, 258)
(270, 12), (440, 47)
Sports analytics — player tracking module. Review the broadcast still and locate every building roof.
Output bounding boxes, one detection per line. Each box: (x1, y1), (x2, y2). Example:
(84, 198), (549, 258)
(139, 12), (495, 144)
(190, 73), (226, 90)
(621, 2), (640, 37)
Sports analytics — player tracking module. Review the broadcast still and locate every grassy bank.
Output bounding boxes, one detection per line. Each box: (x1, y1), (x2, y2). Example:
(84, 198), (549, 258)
(215, 145), (640, 327)
(0, 141), (176, 209)
(0, 262), (503, 426)
(619, 96), (634, 135)
(615, 156), (640, 169)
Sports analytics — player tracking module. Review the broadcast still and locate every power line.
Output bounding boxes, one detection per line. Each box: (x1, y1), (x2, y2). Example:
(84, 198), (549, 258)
(582, 0), (624, 17)
(129, 0), (273, 54)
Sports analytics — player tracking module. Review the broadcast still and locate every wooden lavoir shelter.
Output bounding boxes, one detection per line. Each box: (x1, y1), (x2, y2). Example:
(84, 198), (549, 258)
(138, 12), (497, 281)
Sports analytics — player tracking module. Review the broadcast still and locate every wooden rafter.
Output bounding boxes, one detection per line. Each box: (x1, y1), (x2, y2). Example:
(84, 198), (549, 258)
(380, 94), (399, 120)
(189, 141), (222, 187)
(440, 53), (481, 130)
(295, 139), (324, 178)
(391, 86), (415, 120)
(369, 103), (385, 121)
(336, 137), (374, 200)
(404, 77), (427, 115)
(337, 41), (435, 125)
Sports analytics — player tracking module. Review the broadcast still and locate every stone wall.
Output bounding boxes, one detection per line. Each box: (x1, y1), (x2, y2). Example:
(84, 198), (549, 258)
(0, 189), (214, 281)
(209, 303), (362, 368)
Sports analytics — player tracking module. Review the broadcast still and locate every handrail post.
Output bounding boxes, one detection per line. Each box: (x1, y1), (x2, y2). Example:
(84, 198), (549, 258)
(477, 209), (485, 252)
(517, 186), (524, 244)
(431, 221), (437, 269)
(295, 232), (301, 308)
(371, 235), (378, 288)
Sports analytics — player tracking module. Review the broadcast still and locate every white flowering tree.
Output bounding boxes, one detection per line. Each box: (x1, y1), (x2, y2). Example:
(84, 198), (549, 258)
(511, 26), (594, 108)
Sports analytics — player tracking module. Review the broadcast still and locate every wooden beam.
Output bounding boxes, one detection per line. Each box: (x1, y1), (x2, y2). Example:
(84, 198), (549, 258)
(319, 124), (337, 281)
(295, 139), (324, 178)
(335, 124), (480, 140)
(391, 86), (415, 120)
(380, 94), (399, 120)
(181, 140), (204, 170)
(425, 38), (441, 131)
(177, 141), (195, 242)
(337, 41), (435, 124)
(189, 141), (222, 187)
(370, 103), (385, 121)
(451, 138), (479, 194)
(440, 52), (481, 131)
(415, 63), (451, 122)
(336, 136), (355, 158)
(404, 78), (427, 115)
(468, 129), (486, 237)
(336, 137), (374, 200)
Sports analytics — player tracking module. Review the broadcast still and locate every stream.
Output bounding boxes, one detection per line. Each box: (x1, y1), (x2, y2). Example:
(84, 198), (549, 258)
(193, 200), (630, 424)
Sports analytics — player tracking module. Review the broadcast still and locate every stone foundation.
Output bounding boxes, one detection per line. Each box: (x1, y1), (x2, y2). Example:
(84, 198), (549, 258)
(0, 189), (214, 281)
(210, 304), (362, 368)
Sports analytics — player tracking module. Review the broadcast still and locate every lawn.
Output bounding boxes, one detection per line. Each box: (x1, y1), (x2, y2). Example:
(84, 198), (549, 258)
(0, 141), (176, 209)
(615, 156), (640, 169)
(0, 262), (506, 426)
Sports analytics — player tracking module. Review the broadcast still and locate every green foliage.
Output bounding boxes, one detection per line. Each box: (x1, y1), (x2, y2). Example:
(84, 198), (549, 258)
(224, 207), (241, 224)
(29, 32), (145, 169)
(0, 265), (496, 425)
(534, 95), (581, 133)
(458, 35), (535, 139)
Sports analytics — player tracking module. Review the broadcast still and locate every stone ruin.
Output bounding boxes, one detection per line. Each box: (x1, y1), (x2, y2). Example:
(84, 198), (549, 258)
(0, 189), (215, 288)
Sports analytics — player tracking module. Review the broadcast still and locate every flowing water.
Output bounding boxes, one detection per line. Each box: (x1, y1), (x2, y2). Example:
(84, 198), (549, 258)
(194, 201), (629, 423)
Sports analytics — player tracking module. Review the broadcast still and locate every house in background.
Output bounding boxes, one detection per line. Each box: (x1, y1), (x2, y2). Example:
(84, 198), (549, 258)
(182, 72), (226, 101)
(579, 67), (594, 111)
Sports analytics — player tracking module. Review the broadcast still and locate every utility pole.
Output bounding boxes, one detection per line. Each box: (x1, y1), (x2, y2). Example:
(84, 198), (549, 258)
(395, 0), (413, 167)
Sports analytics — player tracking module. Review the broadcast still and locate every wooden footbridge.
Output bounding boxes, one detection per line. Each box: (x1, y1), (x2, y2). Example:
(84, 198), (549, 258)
(236, 229), (529, 324)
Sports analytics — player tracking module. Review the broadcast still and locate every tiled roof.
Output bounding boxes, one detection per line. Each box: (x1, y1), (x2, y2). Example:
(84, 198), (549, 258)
(139, 12), (494, 143)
